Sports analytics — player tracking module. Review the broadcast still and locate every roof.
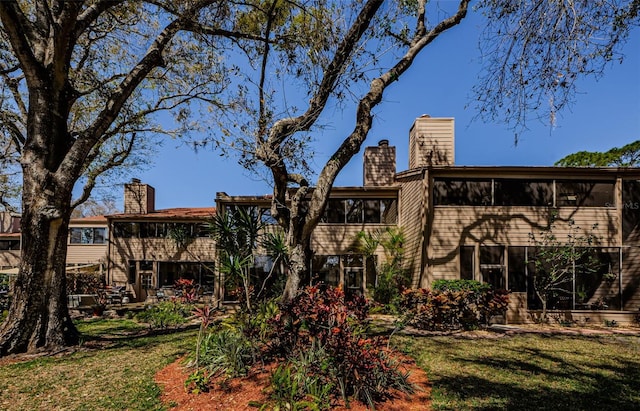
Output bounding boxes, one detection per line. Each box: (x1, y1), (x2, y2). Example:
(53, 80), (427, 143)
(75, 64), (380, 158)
(70, 215), (108, 224)
(396, 165), (640, 180)
(0, 232), (20, 239)
(108, 207), (216, 220)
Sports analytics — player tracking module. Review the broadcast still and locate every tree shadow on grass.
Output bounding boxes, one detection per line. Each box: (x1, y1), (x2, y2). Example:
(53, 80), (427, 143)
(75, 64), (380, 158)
(405, 335), (640, 411)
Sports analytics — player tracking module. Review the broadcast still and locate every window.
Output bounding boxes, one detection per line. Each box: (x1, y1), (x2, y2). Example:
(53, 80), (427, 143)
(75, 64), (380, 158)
(480, 246), (504, 289)
(113, 222), (138, 238)
(0, 239), (20, 250)
(321, 198), (398, 224)
(507, 247), (527, 292)
(260, 208), (278, 225)
(433, 178), (492, 206)
(312, 255), (340, 286)
(556, 181), (615, 207)
(459, 246), (475, 280)
(127, 261), (136, 284)
(494, 180), (553, 206)
(346, 199), (364, 223)
(322, 200), (346, 223)
(69, 227), (107, 244)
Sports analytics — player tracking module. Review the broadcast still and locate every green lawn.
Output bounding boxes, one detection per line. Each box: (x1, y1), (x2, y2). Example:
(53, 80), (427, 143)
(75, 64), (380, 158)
(0, 319), (196, 411)
(396, 333), (640, 411)
(2, 319), (639, 411)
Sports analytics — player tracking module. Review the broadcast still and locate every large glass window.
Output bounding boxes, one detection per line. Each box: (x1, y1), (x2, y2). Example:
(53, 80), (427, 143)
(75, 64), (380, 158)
(322, 198), (398, 224)
(433, 178), (492, 206)
(494, 180), (553, 206)
(556, 181), (615, 207)
(311, 255), (340, 286)
(459, 246), (475, 280)
(507, 247), (527, 292)
(0, 239), (20, 250)
(69, 227), (107, 244)
(480, 246), (504, 289)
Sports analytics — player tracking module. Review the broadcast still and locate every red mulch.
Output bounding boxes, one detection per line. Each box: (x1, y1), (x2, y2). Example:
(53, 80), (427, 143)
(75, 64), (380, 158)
(155, 354), (431, 410)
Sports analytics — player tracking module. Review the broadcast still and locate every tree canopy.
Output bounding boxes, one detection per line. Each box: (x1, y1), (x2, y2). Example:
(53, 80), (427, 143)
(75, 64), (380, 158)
(555, 140), (640, 167)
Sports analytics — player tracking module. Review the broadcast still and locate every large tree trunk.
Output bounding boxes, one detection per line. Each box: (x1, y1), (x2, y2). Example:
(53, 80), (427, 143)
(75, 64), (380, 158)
(0, 175), (78, 355)
(282, 243), (307, 302)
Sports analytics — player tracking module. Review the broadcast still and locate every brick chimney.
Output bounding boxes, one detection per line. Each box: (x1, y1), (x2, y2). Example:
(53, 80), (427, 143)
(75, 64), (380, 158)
(124, 178), (155, 214)
(363, 139), (396, 187)
(409, 115), (454, 168)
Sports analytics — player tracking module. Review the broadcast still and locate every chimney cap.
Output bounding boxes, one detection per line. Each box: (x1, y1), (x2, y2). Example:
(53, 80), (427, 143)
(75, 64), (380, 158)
(131, 178), (141, 184)
(378, 139), (389, 147)
(420, 114), (431, 118)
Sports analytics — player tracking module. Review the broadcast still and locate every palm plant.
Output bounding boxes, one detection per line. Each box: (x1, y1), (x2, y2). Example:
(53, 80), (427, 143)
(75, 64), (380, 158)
(209, 207), (264, 312)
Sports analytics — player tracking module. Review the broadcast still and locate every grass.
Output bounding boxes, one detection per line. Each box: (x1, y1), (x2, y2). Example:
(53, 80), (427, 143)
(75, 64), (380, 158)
(396, 333), (640, 410)
(0, 318), (197, 411)
(2, 319), (639, 411)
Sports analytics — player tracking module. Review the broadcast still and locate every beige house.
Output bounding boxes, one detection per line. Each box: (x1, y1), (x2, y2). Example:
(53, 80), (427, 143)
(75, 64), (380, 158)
(106, 180), (217, 302)
(216, 115), (640, 323)
(6, 116), (640, 324)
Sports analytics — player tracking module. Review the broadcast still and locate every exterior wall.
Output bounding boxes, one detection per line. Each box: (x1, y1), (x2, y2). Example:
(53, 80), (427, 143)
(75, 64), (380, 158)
(108, 234), (216, 301)
(124, 182), (155, 214)
(0, 212), (20, 233)
(363, 141), (396, 187)
(622, 247), (640, 310)
(397, 171), (427, 287)
(311, 224), (391, 255)
(0, 250), (20, 269)
(409, 116), (454, 168)
(428, 206), (620, 280)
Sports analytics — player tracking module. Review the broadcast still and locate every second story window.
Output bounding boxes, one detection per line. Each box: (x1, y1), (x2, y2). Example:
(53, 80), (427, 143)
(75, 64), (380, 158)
(69, 227), (107, 244)
(321, 198), (398, 224)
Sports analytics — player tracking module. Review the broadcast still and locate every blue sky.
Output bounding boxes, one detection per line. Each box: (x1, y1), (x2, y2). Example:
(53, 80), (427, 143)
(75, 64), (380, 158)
(133, 11), (640, 211)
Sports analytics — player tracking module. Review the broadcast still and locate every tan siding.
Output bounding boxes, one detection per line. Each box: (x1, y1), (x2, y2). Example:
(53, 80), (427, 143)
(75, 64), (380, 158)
(428, 206), (619, 284)
(0, 251), (20, 268)
(398, 174), (425, 287)
(312, 224), (392, 255)
(622, 247), (640, 310)
(66, 244), (107, 264)
(363, 144), (396, 187)
(409, 117), (454, 168)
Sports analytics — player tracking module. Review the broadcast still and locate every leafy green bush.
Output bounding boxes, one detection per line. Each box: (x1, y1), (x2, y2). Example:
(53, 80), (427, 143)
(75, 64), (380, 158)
(399, 285), (510, 331)
(268, 286), (413, 407)
(432, 279), (491, 293)
(135, 300), (192, 329)
(196, 327), (256, 378)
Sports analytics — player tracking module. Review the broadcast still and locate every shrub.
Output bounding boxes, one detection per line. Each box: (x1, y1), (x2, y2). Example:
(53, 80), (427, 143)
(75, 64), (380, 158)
(135, 300), (192, 329)
(399, 283), (510, 331)
(268, 286), (413, 407)
(196, 327), (256, 378)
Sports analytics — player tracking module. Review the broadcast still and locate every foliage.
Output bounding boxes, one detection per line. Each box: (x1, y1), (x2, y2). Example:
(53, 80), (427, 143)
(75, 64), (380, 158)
(173, 278), (198, 303)
(355, 228), (410, 309)
(195, 327), (256, 379)
(555, 140), (640, 167)
(255, 358), (333, 411)
(528, 216), (601, 320)
(209, 206), (288, 311)
(135, 301), (192, 329)
(432, 279), (492, 293)
(185, 369), (211, 394)
(268, 286), (414, 407)
(66, 272), (104, 295)
(398, 285), (510, 331)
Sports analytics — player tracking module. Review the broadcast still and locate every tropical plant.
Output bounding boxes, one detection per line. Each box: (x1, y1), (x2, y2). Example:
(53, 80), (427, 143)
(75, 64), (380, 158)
(528, 217), (601, 321)
(355, 227), (410, 308)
